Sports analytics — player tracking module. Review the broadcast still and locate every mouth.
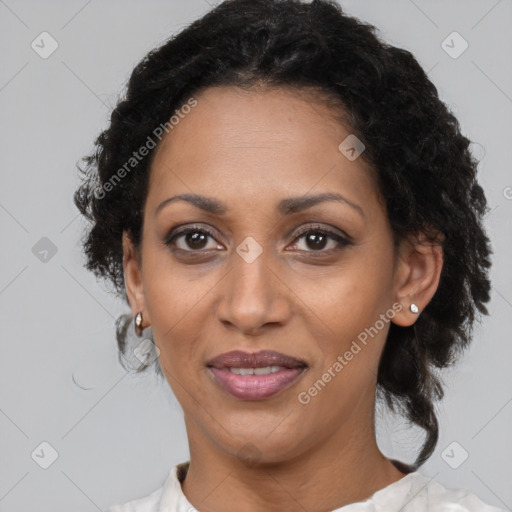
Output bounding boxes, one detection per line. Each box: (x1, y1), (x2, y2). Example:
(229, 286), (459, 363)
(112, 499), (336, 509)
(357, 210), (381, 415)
(206, 350), (308, 400)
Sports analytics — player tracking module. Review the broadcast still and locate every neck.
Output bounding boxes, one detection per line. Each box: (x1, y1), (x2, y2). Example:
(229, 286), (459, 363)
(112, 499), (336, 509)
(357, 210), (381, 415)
(180, 405), (408, 511)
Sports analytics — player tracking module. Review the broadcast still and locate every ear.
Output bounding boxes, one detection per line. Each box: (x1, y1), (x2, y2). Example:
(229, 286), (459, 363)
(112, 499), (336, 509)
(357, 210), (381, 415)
(391, 228), (444, 327)
(122, 231), (150, 324)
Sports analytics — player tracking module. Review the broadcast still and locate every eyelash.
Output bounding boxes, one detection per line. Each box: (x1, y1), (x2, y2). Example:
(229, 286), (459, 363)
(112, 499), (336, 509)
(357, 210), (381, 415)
(165, 224), (351, 254)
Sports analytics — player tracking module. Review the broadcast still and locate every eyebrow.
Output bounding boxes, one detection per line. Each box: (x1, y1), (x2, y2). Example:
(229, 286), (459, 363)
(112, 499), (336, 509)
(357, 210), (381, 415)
(154, 192), (364, 218)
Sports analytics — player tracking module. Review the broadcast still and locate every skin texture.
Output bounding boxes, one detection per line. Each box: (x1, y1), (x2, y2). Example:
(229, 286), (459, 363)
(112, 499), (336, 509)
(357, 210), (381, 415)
(122, 86), (443, 512)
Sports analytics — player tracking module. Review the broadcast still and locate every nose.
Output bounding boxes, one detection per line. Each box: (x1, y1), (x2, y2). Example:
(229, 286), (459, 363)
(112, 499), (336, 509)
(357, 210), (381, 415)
(215, 248), (292, 336)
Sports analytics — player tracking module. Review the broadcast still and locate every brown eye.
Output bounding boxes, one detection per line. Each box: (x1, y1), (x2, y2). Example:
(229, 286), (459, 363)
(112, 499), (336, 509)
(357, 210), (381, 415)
(289, 227), (350, 253)
(166, 227), (222, 252)
(303, 232), (329, 250)
(181, 231), (209, 250)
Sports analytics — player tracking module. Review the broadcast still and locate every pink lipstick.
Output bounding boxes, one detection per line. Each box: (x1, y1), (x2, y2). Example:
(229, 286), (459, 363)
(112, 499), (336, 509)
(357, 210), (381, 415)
(206, 350), (307, 400)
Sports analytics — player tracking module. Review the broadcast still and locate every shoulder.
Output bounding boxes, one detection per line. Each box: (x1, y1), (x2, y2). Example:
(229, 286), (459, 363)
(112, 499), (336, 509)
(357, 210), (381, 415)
(390, 472), (506, 512)
(107, 487), (163, 512)
(106, 486), (163, 512)
(105, 462), (188, 512)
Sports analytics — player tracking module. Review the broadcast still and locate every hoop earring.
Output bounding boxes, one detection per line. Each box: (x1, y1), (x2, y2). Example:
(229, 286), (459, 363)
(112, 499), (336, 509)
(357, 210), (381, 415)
(409, 303), (419, 314)
(134, 311), (144, 336)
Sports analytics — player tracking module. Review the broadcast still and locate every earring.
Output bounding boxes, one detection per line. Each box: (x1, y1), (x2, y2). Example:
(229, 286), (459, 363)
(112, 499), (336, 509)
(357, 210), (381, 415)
(134, 311), (144, 336)
(409, 303), (419, 314)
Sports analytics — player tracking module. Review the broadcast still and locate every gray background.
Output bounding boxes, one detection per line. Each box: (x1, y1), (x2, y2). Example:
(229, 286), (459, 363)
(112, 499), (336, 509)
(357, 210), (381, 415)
(0, 0), (511, 510)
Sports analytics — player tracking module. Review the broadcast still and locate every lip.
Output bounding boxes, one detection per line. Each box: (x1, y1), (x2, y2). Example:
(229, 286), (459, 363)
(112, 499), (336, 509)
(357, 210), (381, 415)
(206, 350), (307, 369)
(206, 350), (308, 400)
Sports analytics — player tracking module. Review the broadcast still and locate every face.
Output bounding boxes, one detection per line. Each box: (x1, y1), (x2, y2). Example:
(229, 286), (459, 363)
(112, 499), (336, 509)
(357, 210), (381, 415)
(123, 85), (439, 465)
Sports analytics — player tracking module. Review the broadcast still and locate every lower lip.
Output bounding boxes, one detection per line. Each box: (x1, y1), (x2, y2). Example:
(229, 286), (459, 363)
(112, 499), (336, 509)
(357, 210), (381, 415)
(208, 367), (306, 400)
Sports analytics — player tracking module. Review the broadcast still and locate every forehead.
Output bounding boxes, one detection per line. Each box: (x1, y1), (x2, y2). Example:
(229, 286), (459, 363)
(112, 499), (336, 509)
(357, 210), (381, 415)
(146, 85), (380, 215)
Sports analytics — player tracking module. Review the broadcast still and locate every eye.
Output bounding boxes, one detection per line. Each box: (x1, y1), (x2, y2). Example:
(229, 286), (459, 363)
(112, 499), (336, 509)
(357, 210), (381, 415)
(288, 225), (350, 253)
(165, 226), (223, 252)
(165, 224), (351, 254)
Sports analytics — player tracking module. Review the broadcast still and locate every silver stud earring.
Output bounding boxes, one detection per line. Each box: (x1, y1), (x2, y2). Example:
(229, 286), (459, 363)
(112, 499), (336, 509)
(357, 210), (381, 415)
(409, 303), (419, 314)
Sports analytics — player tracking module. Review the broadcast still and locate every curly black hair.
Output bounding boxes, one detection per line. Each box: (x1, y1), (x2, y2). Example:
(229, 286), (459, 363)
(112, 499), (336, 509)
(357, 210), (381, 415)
(73, 0), (492, 469)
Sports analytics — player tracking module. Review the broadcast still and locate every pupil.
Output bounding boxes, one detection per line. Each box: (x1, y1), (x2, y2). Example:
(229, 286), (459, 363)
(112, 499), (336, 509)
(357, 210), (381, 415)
(307, 233), (326, 250)
(187, 232), (207, 249)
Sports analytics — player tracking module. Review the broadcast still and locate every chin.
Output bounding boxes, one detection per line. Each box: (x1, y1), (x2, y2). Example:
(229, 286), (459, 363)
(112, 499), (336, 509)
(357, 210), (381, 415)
(214, 420), (311, 465)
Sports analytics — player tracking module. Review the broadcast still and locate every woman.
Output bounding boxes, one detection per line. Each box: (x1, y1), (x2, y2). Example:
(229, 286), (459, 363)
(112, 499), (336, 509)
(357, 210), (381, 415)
(74, 0), (501, 510)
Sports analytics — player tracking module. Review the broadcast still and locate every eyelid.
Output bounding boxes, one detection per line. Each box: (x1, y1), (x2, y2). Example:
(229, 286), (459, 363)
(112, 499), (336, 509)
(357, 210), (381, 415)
(291, 224), (350, 243)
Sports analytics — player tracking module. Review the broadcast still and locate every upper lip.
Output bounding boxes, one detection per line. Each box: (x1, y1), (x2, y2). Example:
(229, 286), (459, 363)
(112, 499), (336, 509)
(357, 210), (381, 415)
(206, 350), (307, 369)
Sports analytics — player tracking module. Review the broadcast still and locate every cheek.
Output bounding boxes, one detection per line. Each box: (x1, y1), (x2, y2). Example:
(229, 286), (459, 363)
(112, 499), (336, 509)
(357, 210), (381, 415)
(140, 252), (213, 374)
(299, 254), (393, 342)
(294, 250), (394, 394)
(142, 237), (217, 324)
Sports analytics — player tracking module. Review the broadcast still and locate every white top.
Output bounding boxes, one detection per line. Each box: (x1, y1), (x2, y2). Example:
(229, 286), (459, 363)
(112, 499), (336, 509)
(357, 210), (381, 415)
(106, 461), (505, 512)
